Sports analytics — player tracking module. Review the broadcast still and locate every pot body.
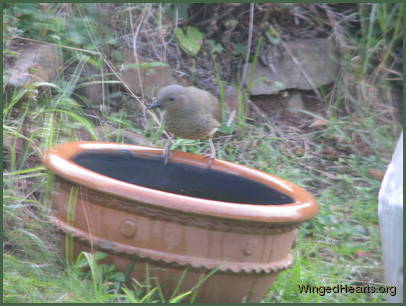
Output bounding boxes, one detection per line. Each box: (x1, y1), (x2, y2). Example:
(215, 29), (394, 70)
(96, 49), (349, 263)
(45, 142), (318, 302)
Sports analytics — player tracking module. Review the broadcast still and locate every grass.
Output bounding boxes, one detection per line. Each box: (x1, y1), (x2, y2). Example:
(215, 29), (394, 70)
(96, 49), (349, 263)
(263, 156), (387, 302)
(3, 2), (402, 303)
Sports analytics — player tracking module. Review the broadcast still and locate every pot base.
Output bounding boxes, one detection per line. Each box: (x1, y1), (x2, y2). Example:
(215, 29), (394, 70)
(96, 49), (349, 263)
(62, 235), (282, 303)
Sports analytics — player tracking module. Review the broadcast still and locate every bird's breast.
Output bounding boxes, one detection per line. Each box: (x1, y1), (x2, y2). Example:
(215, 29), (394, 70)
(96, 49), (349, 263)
(165, 114), (218, 139)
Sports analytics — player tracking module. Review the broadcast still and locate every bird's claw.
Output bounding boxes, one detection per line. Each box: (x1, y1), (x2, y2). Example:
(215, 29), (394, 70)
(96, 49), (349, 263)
(163, 135), (174, 165)
(205, 137), (216, 168)
(163, 149), (171, 165)
(203, 152), (215, 168)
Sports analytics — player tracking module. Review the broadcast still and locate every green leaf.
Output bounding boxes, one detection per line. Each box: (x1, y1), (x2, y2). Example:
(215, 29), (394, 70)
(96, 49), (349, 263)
(175, 26), (203, 56)
(4, 49), (18, 57)
(266, 27), (281, 44)
(124, 62), (168, 70)
(233, 43), (246, 55)
(163, 3), (191, 22)
(207, 39), (224, 54)
(169, 291), (193, 303)
(111, 272), (126, 283)
(93, 252), (108, 261)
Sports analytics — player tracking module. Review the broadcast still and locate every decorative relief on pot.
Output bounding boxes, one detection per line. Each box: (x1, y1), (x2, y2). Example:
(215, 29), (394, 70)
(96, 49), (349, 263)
(242, 237), (260, 256)
(81, 189), (300, 235)
(164, 223), (183, 250)
(119, 219), (137, 238)
(84, 188), (300, 235)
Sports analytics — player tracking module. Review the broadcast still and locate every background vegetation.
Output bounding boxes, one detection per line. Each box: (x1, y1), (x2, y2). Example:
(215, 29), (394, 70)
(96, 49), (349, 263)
(3, 3), (403, 303)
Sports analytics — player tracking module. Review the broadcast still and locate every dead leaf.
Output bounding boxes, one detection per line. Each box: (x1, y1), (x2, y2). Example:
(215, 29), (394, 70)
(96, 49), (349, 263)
(293, 148), (305, 156)
(309, 118), (327, 128)
(322, 146), (338, 159)
(355, 250), (368, 257)
(368, 169), (385, 181)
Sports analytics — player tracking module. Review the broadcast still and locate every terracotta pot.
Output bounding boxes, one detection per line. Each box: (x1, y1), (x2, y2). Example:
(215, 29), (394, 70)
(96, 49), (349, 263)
(43, 141), (318, 302)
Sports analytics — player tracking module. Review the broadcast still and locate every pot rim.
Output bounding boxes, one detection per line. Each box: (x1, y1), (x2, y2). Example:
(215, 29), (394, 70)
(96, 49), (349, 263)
(43, 141), (318, 224)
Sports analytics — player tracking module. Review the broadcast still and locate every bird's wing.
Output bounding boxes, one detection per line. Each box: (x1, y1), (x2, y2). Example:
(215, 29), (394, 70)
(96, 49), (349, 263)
(187, 87), (221, 121)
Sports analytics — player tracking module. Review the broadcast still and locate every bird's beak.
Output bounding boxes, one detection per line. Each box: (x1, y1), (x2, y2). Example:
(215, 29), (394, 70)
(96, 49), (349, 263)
(147, 100), (161, 109)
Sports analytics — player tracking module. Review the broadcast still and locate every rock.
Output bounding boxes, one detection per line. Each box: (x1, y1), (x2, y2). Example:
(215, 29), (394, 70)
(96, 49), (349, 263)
(6, 42), (61, 87)
(68, 63), (104, 108)
(94, 3), (121, 30)
(285, 92), (304, 111)
(223, 85), (253, 118)
(120, 48), (176, 99)
(280, 92), (306, 122)
(224, 85), (240, 113)
(248, 38), (339, 95)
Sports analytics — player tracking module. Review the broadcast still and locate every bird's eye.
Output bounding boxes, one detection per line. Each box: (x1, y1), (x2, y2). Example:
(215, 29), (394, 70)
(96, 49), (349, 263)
(168, 96), (175, 101)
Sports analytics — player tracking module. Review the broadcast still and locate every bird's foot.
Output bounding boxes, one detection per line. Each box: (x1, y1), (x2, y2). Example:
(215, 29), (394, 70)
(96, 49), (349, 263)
(203, 152), (216, 168)
(205, 138), (217, 168)
(163, 135), (174, 165)
(163, 149), (171, 165)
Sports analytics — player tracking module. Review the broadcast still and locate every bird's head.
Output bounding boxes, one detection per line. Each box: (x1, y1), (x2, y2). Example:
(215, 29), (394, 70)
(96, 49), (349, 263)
(148, 85), (192, 113)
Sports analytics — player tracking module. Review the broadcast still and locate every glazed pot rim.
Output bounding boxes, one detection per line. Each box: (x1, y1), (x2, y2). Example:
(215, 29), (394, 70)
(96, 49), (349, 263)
(42, 141), (318, 224)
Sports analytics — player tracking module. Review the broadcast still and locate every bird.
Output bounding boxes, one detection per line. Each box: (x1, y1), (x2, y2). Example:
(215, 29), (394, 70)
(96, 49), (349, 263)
(148, 84), (221, 166)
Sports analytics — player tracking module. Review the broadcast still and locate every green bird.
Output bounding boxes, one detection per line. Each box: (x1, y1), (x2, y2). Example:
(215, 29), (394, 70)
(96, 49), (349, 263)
(148, 85), (221, 165)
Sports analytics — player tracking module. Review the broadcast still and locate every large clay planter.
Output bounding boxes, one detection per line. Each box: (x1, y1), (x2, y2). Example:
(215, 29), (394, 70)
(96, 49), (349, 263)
(43, 141), (318, 302)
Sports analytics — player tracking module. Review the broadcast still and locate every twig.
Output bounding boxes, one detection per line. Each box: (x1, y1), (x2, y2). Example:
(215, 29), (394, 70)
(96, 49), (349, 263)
(174, 3), (179, 29)
(266, 25), (323, 101)
(297, 161), (340, 180)
(158, 4), (167, 63)
(123, 5), (169, 137)
(13, 10), (166, 138)
(7, 36), (99, 55)
(75, 6), (167, 136)
(248, 100), (283, 138)
(320, 3), (347, 51)
(195, 6), (236, 27)
(78, 8), (107, 108)
(102, 58), (169, 137)
(240, 3), (255, 88)
(129, 4), (147, 98)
